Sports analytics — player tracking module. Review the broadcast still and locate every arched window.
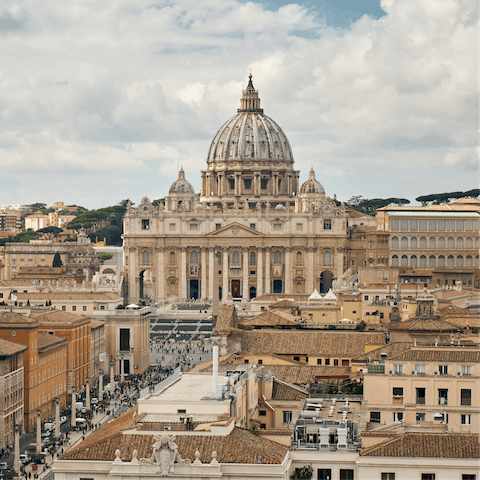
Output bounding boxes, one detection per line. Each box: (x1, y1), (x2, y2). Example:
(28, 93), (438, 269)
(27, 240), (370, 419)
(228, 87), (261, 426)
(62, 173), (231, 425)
(411, 237), (418, 248)
(466, 237), (473, 249)
(296, 251), (303, 264)
(401, 255), (408, 267)
(429, 237), (436, 249)
(447, 237), (454, 248)
(142, 251), (149, 264)
(250, 252), (256, 265)
(457, 256), (464, 267)
(420, 255), (427, 267)
(466, 255), (473, 267)
(410, 255), (417, 267)
(457, 237), (464, 249)
(392, 255), (399, 267)
(401, 236), (408, 248)
(190, 251), (198, 264)
(232, 251), (240, 264)
(447, 255), (454, 267)
(438, 237), (445, 249)
(392, 236), (399, 248)
(170, 252), (175, 265)
(324, 251), (331, 266)
(438, 255), (445, 267)
(274, 250), (281, 264)
(429, 255), (436, 268)
(420, 237), (427, 248)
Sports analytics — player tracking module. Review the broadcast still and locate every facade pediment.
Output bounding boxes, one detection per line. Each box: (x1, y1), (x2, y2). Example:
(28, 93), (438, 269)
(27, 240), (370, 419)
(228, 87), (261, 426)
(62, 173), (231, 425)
(207, 223), (263, 238)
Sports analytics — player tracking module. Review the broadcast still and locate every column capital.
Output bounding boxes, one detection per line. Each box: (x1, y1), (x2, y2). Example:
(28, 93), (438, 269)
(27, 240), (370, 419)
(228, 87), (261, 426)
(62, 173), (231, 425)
(284, 246), (293, 252)
(129, 247), (137, 252)
(208, 246), (216, 253)
(200, 247), (208, 253)
(155, 246), (166, 252)
(307, 246), (317, 253)
(241, 247), (249, 253)
(179, 246), (187, 253)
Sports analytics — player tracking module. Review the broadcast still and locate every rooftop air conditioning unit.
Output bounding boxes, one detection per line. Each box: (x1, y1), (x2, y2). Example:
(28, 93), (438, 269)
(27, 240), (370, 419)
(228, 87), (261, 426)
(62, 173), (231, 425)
(412, 371), (417, 376)
(164, 425), (172, 431)
(434, 371), (440, 376)
(457, 372), (462, 377)
(388, 371), (393, 375)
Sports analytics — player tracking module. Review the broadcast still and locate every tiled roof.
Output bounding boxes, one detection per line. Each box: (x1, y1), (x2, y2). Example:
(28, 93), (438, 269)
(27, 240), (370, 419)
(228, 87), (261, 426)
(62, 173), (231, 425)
(0, 312), (38, 327)
(360, 433), (480, 458)
(35, 309), (89, 325)
(269, 299), (299, 309)
(439, 306), (480, 327)
(38, 332), (68, 351)
(62, 427), (288, 464)
(240, 311), (298, 327)
(389, 346), (480, 363)
(262, 365), (351, 385)
(254, 294), (311, 302)
(0, 337), (27, 356)
(90, 319), (106, 329)
(271, 379), (308, 401)
(13, 292), (122, 301)
(214, 305), (238, 334)
(240, 331), (386, 356)
(351, 342), (414, 362)
(258, 429), (292, 436)
(387, 317), (460, 331)
(0, 280), (35, 287)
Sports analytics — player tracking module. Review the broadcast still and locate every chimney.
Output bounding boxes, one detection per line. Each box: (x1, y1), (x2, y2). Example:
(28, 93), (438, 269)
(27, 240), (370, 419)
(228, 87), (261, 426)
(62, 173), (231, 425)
(212, 345), (219, 398)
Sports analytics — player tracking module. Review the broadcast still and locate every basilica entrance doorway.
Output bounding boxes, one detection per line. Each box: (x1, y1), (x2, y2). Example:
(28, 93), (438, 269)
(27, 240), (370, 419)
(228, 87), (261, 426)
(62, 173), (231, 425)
(231, 280), (241, 297)
(320, 271), (334, 293)
(189, 280), (199, 300)
(273, 279), (283, 294)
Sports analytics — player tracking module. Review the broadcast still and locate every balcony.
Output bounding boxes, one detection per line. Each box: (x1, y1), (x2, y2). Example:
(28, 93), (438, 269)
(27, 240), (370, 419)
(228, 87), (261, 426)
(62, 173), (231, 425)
(117, 348), (134, 356)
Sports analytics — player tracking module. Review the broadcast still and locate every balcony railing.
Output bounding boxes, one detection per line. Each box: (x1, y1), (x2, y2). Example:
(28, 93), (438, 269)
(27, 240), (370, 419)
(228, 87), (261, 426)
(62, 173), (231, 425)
(367, 364), (385, 374)
(117, 348), (134, 356)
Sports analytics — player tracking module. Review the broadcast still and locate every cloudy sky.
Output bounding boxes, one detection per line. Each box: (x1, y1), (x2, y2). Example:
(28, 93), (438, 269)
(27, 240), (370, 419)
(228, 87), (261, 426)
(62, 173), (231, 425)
(0, 0), (477, 209)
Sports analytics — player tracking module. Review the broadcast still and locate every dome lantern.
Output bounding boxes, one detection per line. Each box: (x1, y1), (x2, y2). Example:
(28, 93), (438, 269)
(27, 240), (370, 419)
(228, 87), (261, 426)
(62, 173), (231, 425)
(238, 74), (263, 113)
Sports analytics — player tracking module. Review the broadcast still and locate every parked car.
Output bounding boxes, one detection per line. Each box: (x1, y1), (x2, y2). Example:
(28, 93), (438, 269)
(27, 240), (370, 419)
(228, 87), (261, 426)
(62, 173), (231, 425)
(19, 454), (29, 464)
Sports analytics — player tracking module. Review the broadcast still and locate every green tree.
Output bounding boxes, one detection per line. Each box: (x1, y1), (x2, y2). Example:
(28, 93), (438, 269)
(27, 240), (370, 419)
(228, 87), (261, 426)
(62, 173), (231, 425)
(98, 252), (113, 261)
(52, 252), (63, 267)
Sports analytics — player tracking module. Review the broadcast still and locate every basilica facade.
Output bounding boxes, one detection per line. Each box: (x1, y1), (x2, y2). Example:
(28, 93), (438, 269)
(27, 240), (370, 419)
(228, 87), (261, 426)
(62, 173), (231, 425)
(123, 76), (349, 304)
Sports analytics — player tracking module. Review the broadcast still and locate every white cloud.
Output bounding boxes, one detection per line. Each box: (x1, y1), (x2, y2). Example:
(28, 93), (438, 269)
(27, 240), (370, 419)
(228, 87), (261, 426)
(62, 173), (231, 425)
(0, 0), (476, 208)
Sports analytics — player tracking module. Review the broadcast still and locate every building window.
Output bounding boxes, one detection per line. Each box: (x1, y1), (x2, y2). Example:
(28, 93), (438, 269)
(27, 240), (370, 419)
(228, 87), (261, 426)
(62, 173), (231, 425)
(462, 475), (476, 480)
(462, 365), (472, 375)
(340, 470), (354, 480)
(258, 359), (263, 365)
(461, 414), (472, 425)
(261, 179), (268, 190)
(324, 251), (331, 266)
(141, 219), (150, 230)
(177, 409), (186, 414)
(142, 251), (150, 264)
(250, 252), (256, 265)
(421, 475), (435, 480)
(293, 356), (300, 362)
(259, 410), (267, 417)
(244, 179), (252, 190)
(416, 413), (426, 422)
(415, 364), (426, 374)
(324, 219), (332, 230)
(170, 252), (176, 264)
(393, 412), (404, 422)
(282, 411), (292, 424)
(334, 359), (339, 366)
(260, 423), (266, 429)
(250, 223), (256, 230)
(244, 359), (249, 364)
(229, 179), (235, 190)
(232, 251), (240, 264)
(296, 223), (303, 231)
(461, 389), (472, 406)
(325, 358), (330, 366)
(381, 474), (395, 480)
(169, 223), (176, 231)
(100, 305), (106, 310)
(273, 223), (283, 231)
(61, 305), (66, 311)
(216, 223), (221, 230)
(317, 359), (322, 365)
(189, 223), (199, 230)
(438, 365), (448, 375)
(416, 388), (426, 405)
(370, 411), (381, 423)
(190, 251), (198, 264)
(274, 251), (281, 264)
(438, 389), (448, 405)
(393, 387), (403, 397)
(72, 305), (77, 312)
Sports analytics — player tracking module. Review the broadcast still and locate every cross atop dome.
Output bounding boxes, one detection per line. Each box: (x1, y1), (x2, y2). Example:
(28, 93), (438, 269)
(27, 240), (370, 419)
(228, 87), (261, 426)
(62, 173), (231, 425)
(238, 74), (263, 113)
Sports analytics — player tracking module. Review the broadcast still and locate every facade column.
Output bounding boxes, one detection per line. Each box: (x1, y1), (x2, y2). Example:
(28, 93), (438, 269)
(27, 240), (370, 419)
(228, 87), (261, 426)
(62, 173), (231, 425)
(110, 361), (115, 396)
(55, 398), (60, 440)
(265, 248), (271, 294)
(201, 248), (207, 299)
(36, 410), (41, 453)
(222, 248), (229, 297)
(201, 172), (206, 196)
(120, 354), (125, 383)
(208, 248), (215, 300)
(70, 388), (76, 428)
(218, 174), (223, 196)
(98, 370), (104, 401)
(128, 246), (137, 303)
(180, 247), (187, 299)
(85, 377), (90, 410)
(14, 425), (20, 475)
(256, 247), (263, 297)
(156, 247), (165, 302)
(235, 173), (241, 196)
(307, 247), (315, 293)
(242, 248), (249, 301)
(285, 247), (292, 294)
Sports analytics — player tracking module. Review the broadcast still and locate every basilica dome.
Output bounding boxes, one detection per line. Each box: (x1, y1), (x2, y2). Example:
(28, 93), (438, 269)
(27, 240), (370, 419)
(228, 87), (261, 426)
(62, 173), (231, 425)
(169, 167), (195, 194)
(207, 75), (293, 162)
(300, 167), (325, 195)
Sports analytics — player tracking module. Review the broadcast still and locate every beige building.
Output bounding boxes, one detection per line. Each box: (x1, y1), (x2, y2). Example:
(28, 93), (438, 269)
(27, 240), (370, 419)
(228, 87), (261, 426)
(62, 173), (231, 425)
(363, 344), (479, 433)
(0, 210), (22, 233)
(0, 338), (26, 448)
(24, 210), (76, 231)
(123, 76), (350, 304)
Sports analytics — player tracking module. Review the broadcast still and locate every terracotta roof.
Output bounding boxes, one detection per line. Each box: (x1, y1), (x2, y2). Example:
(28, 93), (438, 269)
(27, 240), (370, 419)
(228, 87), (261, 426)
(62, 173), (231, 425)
(240, 331), (386, 356)
(439, 306), (480, 328)
(0, 312), (38, 327)
(213, 305), (239, 334)
(351, 342), (414, 363)
(389, 346), (480, 363)
(387, 317), (460, 331)
(62, 426), (288, 465)
(346, 207), (373, 218)
(240, 311), (298, 327)
(258, 429), (292, 436)
(360, 433), (480, 458)
(34, 309), (90, 325)
(16, 267), (65, 273)
(0, 338), (27, 356)
(90, 319), (106, 329)
(271, 379), (308, 401)
(262, 365), (351, 385)
(13, 292), (122, 301)
(38, 332), (68, 351)
(0, 280), (37, 287)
